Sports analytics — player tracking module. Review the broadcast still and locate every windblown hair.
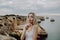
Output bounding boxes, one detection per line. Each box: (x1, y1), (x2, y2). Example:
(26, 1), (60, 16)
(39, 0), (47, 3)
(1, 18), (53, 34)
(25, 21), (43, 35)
(26, 12), (38, 25)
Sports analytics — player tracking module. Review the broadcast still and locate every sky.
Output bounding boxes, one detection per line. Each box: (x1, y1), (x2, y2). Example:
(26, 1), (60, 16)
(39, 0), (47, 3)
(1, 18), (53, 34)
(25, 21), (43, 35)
(0, 0), (60, 16)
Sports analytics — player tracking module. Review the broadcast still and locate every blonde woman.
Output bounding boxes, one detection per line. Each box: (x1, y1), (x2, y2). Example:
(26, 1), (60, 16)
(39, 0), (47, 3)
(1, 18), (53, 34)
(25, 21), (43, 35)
(21, 12), (38, 40)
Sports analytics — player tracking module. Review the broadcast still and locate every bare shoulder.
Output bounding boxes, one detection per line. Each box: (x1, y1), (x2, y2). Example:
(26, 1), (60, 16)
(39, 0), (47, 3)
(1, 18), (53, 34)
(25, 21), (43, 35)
(34, 24), (38, 29)
(33, 24), (38, 34)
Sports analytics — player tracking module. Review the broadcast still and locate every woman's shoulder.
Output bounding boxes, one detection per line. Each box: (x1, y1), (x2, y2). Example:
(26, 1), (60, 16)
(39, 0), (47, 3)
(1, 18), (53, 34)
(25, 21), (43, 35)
(34, 24), (38, 29)
(33, 24), (38, 33)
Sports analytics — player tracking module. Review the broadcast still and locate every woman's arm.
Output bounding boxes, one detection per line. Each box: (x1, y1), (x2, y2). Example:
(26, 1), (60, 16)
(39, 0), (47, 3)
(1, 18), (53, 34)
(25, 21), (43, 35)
(21, 26), (26, 40)
(32, 25), (38, 40)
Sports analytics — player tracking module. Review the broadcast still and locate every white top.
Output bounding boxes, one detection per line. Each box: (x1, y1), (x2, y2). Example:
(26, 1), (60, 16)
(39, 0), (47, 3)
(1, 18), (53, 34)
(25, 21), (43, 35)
(25, 26), (34, 40)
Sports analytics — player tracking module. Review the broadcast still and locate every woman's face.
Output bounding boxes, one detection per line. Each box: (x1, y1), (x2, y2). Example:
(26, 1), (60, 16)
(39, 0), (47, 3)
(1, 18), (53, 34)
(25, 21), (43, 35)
(28, 14), (34, 23)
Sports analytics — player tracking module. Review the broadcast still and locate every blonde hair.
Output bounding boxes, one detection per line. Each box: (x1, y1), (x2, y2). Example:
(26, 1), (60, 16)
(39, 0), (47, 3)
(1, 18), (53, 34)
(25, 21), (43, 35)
(26, 12), (38, 25)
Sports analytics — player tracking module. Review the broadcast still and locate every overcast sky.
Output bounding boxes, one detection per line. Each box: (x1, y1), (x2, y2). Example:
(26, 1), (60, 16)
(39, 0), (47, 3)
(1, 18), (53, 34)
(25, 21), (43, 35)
(0, 0), (60, 16)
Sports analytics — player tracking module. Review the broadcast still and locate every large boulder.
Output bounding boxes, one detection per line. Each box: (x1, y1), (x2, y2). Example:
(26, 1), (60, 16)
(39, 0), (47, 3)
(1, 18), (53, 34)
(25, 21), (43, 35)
(0, 35), (17, 40)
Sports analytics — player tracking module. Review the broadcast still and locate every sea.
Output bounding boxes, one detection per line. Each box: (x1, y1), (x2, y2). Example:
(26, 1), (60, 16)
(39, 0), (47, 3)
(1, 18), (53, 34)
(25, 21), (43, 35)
(40, 15), (60, 40)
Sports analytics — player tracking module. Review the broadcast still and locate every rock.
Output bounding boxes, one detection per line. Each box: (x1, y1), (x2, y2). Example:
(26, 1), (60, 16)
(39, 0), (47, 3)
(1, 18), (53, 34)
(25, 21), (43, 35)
(0, 35), (17, 40)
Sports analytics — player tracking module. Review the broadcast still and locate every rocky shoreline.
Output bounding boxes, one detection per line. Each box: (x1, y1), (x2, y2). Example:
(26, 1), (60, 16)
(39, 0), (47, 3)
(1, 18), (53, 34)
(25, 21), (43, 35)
(0, 14), (48, 40)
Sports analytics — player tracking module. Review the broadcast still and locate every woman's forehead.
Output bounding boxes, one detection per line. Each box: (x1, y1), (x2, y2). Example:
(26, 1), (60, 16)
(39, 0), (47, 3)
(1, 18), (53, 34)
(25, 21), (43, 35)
(29, 14), (34, 17)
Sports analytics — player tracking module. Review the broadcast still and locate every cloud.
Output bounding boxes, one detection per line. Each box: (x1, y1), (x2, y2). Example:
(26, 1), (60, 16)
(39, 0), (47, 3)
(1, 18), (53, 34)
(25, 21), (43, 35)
(0, 0), (60, 9)
(0, 8), (14, 15)
(0, 0), (60, 15)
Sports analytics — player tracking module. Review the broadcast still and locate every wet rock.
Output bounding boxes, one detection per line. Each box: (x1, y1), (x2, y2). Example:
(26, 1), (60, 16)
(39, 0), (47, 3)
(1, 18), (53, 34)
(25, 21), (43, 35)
(50, 18), (55, 22)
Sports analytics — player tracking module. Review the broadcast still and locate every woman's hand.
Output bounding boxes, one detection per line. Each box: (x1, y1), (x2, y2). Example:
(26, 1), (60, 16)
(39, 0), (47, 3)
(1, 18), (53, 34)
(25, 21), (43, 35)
(25, 23), (32, 30)
(21, 24), (28, 40)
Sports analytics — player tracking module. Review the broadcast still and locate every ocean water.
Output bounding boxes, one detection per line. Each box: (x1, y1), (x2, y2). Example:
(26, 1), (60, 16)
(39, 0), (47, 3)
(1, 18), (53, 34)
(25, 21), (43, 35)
(40, 16), (60, 40)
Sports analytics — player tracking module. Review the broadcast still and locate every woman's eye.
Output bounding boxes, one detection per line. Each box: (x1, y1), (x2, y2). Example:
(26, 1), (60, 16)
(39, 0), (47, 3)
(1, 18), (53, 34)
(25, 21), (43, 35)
(31, 16), (34, 18)
(29, 15), (34, 18)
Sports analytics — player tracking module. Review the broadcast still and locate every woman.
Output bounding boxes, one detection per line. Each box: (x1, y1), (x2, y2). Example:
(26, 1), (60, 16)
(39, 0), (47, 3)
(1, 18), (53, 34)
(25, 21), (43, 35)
(21, 12), (38, 40)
